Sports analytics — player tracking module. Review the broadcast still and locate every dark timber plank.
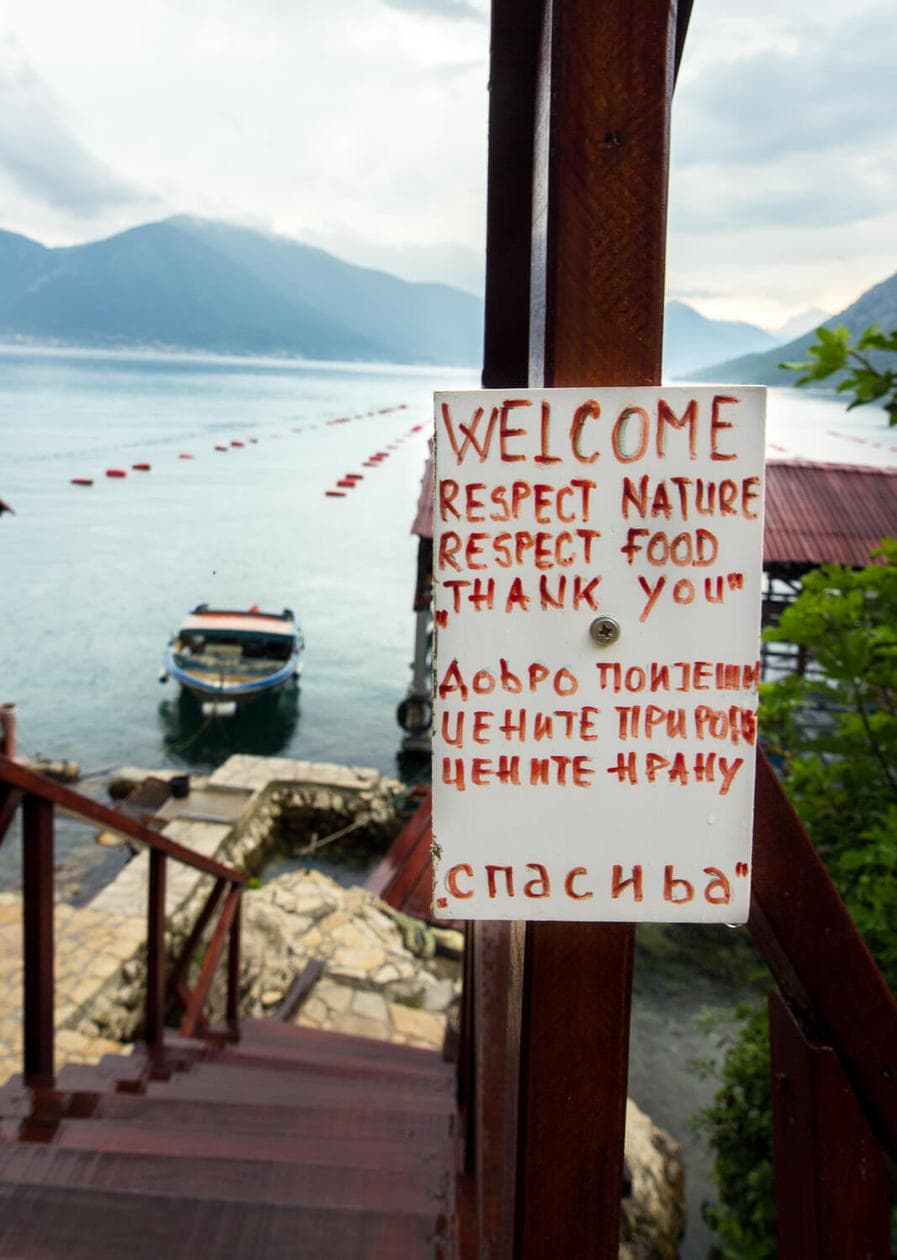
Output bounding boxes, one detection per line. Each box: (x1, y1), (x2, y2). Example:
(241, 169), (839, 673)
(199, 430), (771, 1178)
(751, 751), (897, 1162)
(25, 1116), (454, 1173)
(0, 1142), (450, 1216)
(0, 1086), (456, 1146)
(203, 1042), (452, 1088)
(237, 1018), (450, 1069)
(0, 1184), (448, 1260)
(146, 1064), (456, 1114)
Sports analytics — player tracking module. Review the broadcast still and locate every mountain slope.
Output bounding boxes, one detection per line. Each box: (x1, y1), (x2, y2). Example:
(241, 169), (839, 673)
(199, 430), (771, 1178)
(663, 299), (776, 378)
(172, 217), (481, 367)
(692, 270), (897, 385)
(0, 218), (484, 365)
(0, 230), (52, 301)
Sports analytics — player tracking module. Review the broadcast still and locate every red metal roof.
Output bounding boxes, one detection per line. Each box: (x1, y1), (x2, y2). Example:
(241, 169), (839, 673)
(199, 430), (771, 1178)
(764, 460), (897, 568)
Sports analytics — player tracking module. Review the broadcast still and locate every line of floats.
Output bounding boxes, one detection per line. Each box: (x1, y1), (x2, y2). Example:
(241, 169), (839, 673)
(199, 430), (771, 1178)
(66, 403), (427, 489)
(323, 422), (427, 499)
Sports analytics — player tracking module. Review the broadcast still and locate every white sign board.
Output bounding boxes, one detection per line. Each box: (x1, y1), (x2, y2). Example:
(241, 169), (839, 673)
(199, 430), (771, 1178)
(431, 386), (766, 923)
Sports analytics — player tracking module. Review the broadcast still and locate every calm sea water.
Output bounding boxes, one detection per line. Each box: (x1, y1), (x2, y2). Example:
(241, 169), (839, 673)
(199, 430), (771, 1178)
(1, 345), (893, 1256)
(1, 348), (892, 870)
(0, 345), (477, 889)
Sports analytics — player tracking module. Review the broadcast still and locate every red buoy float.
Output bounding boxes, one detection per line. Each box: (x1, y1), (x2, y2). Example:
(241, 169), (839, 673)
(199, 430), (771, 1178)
(179, 453), (194, 460)
(325, 489), (346, 498)
(214, 444), (228, 452)
(337, 479), (356, 489)
(231, 440), (244, 448)
(106, 468), (127, 478)
(70, 477), (93, 486)
(132, 462), (151, 471)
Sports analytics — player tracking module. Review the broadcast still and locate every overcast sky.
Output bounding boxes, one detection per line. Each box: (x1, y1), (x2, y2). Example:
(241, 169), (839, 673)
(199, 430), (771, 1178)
(1, 0), (894, 330)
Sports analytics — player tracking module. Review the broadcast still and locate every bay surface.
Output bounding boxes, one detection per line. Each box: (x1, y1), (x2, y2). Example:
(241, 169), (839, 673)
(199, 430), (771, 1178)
(1, 347), (893, 884)
(1, 345), (893, 1256)
(0, 346), (476, 890)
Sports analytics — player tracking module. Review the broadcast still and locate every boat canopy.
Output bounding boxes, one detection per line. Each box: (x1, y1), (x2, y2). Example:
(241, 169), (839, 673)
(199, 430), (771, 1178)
(181, 613), (296, 638)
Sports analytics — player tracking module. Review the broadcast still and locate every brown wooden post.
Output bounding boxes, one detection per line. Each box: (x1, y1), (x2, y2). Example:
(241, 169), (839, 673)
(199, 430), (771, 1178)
(22, 793), (54, 1087)
(145, 847), (167, 1052)
(482, 0), (542, 391)
(769, 990), (890, 1258)
(472, 921), (525, 1259)
(471, 3), (545, 1245)
(0, 786), (23, 848)
(458, 920), (476, 1158)
(513, 0), (676, 1254)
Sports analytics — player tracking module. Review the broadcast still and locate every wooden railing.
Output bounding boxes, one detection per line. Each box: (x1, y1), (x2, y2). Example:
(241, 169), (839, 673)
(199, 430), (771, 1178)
(460, 0), (897, 1252)
(454, 748), (897, 1257)
(0, 752), (247, 1088)
(751, 752), (897, 1253)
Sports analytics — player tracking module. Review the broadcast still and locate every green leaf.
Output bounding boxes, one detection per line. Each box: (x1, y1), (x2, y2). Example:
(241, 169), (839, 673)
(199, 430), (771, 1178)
(780, 323), (897, 425)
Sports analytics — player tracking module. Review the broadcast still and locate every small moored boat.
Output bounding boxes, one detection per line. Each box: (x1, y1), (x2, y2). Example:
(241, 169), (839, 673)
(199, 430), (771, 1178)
(161, 605), (304, 715)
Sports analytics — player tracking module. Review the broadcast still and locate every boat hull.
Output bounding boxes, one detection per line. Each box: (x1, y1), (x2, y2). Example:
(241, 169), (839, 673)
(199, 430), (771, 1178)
(161, 605), (304, 714)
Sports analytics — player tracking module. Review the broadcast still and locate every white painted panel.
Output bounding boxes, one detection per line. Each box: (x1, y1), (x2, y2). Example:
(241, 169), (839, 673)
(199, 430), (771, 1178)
(432, 386), (766, 923)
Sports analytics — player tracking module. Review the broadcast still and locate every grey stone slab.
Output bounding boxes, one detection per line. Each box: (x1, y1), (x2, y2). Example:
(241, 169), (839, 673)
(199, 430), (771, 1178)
(156, 787), (253, 825)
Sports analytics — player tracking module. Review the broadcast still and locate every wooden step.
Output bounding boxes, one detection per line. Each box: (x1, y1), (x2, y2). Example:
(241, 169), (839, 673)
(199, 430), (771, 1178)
(51, 1055), (455, 1116)
(0, 1142), (450, 1216)
(0, 1085), (455, 1146)
(145, 1062), (456, 1113)
(238, 1018), (446, 1068)
(20, 1114), (454, 1173)
(208, 1040), (454, 1088)
(0, 1182), (449, 1259)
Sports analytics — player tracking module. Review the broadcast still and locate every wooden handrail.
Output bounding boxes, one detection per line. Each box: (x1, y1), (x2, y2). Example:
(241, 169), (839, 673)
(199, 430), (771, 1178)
(0, 785), (23, 846)
(749, 749), (897, 1163)
(166, 878), (228, 1004)
(181, 887), (242, 1038)
(0, 753), (247, 1085)
(0, 754), (247, 885)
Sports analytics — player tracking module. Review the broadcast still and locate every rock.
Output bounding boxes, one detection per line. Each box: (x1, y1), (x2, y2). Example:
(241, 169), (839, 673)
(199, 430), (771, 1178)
(421, 978), (457, 1013)
(22, 757), (81, 783)
(387, 1001), (445, 1047)
(96, 830), (127, 848)
(432, 927), (465, 959)
(260, 989), (284, 1008)
(620, 1099), (686, 1259)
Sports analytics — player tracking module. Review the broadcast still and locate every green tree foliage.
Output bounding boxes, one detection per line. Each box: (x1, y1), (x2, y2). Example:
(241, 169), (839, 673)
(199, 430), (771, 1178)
(699, 1004), (776, 1258)
(701, 543), (897, 1256)
(701, 326), (897, 1254)
(780, 324), (897, 425)
(763, 542), (897, 978)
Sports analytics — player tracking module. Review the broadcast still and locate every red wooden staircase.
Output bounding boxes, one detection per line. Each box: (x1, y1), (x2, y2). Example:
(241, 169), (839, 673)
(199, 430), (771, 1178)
(0, 752), (464, 1258)
(0, 1019), (459, 1259)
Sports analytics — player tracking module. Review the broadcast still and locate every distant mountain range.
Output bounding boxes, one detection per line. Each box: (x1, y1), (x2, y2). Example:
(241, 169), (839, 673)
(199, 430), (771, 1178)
(0, 215), (890, 381)
(662, 301), (780, 379)
(0, 217), (485, 366)
(691, 270), (897, 385)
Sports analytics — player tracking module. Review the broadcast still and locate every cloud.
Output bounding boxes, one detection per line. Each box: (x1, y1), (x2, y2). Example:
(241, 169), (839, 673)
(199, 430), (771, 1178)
(670, 146), (897, 236)
(301, 226), (485, 293)
(379, 0), (487, 20)
(0, 40), (149, 217)
(674, 5), (897, 166)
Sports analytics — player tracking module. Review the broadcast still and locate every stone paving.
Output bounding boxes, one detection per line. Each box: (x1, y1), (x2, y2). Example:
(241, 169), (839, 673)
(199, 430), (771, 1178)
(0, 891), (140, 1082)
(238, 871), (461, 1052)
(0, 756), (412, 1084)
